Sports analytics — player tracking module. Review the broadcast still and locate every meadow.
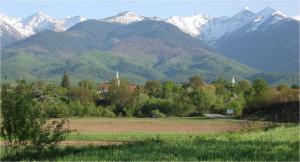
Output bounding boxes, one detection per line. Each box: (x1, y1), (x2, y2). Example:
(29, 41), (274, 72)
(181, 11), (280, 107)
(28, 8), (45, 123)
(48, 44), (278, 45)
(1, 117), (299, 161)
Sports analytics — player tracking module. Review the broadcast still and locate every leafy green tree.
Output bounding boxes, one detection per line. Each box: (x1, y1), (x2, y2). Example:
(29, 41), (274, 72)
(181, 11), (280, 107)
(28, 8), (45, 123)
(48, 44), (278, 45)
(277, 84), (288, 91)
(125, 92), (150, 117)
(252, 78), (268, 95)
(213, 83), (230, 96)
(0, 81), (71, 153)
(212, 77), (230, 86)
(291, 84), (299, 89)
(227, 95), (246, 116)
(61, 71), (70, 88)
(162, 80), (181, 99)
(68, 87), (95, 103)
(188, 76), (205, 89)
(145, 80), (161, 98)
(238, 80), (251, 92)
(108, 79), (133, 114)
(189, 89), (215, 113)
(78, 80), (93, 90)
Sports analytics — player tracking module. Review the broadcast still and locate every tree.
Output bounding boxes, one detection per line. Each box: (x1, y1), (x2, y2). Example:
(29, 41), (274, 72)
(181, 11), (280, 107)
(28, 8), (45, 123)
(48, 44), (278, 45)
(61, 71), (70, 88)
(189, 89), (215, 113)
(277, 84), (288, 91)
(252, 78), (268, 95)
(162, 80), (181, 99)
(238, 80), (251, 92)
(68, 87), (95, 103)
(145, 80), (161, 98)
(1, 81), (71, 153)
(291, 84), (299, 89)
(78, 80), (93, 90)
(212, 76), (230, 86)
(108, 79), (133, 114)
(188, 76), (205, 90)
(227, 95), (246, 116)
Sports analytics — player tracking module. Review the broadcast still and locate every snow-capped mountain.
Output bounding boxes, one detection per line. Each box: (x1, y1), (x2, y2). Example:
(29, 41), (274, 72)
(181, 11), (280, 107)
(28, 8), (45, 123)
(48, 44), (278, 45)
(165, 7), (295, 45)
(0, 11), (86, 47)
(102, 11), (145, 24)
(101, 11), (162, 25)
(0, 17), (23, 47)
(1, 7), (297, 47)
(165, 14), (212, 37)
(200, 7), (256, 44)
(21, 11), (64, 33)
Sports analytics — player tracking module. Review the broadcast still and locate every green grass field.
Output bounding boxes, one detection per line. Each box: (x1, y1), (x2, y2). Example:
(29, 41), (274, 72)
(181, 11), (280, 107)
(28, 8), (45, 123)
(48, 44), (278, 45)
(1, 118), (299, 161)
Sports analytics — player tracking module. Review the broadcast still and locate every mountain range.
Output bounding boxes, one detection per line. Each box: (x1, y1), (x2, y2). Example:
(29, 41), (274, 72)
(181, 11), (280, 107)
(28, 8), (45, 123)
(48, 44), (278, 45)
(0, 12), (86, 47)
(1, 7), (299, 85)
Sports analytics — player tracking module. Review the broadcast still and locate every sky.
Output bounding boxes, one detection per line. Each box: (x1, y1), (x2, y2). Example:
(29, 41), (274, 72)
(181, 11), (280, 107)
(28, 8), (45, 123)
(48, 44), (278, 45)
(1, 0), (299, 19)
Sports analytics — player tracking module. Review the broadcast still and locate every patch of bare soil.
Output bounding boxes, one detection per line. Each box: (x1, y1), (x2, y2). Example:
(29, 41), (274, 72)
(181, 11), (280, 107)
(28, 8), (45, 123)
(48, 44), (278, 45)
(0, 141), (129, 146)
(68, 119), (241, 133)
(60, 140), (129, 146)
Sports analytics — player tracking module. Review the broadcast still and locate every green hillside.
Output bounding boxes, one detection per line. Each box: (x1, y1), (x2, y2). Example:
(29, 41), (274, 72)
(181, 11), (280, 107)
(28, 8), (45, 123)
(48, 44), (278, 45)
(2, 49), (259, 84)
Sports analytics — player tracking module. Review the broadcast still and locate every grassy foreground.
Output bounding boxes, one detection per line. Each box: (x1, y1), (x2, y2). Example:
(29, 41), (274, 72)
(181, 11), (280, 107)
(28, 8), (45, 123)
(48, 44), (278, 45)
(1, 124), (299, 161)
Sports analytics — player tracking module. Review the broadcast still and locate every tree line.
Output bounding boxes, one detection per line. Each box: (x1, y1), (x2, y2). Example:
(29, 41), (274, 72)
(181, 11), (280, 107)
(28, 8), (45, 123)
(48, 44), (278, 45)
(3, 72), (299, 119)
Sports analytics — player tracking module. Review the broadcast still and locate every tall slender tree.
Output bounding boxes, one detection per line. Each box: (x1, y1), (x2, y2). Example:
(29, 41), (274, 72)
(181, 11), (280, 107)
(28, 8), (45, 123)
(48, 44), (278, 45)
(61, 71), (70, 88)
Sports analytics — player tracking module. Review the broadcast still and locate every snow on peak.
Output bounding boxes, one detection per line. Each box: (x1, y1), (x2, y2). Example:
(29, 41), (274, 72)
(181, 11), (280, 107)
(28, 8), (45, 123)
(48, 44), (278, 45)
(292, 15), (300, 21)
(250, 8), (288, 30)
(0, 14), (23, 38)
(22, 11), (57, 26)
(0, 11), (87, 39)
(165, 14), (212, 37)
(21, 11), (63, 33)
(244, 6), (250, 11)
(118, 11), (140, 17)
(102, 11), (145, 24)
(0, 14), (20, 24)
(0, 8), (294, 46)
(272, 10), (287, 18)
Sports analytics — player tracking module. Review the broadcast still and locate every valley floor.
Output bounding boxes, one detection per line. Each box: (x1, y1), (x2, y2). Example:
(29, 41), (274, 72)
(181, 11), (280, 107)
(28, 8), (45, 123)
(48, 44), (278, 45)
(1, 117), (299, 161)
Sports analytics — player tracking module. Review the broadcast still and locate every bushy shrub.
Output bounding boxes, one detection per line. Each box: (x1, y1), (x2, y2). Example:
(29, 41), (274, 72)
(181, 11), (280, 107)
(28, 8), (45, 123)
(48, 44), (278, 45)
(141, 98), (172, 116)
(189, 89), (216, 113)
(151, 109), (165, 118)
(68, 101), (116, 117)
(99, 108), (116, 117)
(1, 82), (71, 153)
(43, 101), (69, 118)
(227, 95), (246, 116)
(172, 102), (195, 116)
(141, 98), (193, 117)
(69, 101), (85, 117)
(124, 93), (151, 116)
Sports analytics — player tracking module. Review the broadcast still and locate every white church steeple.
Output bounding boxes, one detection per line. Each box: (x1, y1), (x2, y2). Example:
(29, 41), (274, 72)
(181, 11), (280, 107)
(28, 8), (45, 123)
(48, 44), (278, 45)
(116, 70), (120, 87)
(231, 77), (236, 86)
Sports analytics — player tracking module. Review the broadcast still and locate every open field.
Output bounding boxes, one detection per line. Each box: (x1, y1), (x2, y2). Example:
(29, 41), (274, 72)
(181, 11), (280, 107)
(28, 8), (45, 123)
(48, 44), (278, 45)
(1, 118), (299, 161)
(65, 117), (242, 142)
(67, 117), (242, 133)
